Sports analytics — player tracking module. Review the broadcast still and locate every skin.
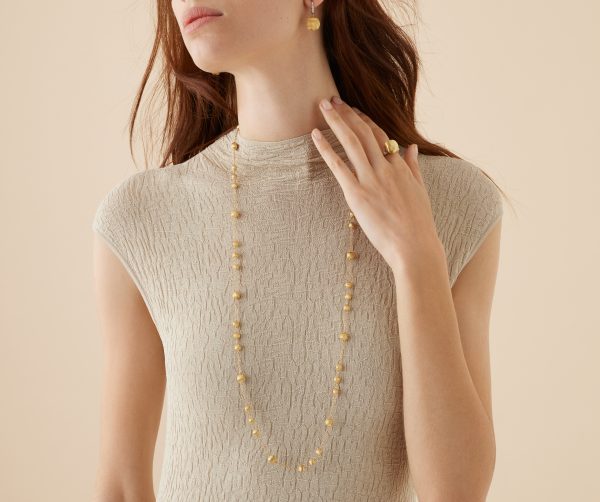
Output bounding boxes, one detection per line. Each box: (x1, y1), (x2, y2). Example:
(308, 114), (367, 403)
(93, 1), (500, 500)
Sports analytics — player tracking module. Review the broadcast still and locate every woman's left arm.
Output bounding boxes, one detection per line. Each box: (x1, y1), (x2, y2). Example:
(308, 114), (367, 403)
(312, 95), (500, 502)
(391, 220), (500, 502)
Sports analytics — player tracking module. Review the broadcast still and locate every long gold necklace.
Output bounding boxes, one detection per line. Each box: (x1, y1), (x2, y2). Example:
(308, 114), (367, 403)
(228, 124), (360, 473)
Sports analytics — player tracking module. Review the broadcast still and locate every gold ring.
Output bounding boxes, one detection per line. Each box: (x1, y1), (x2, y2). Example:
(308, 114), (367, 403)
(383, 139), (399, 156)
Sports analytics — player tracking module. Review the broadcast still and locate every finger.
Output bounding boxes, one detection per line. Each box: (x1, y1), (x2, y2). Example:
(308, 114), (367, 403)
(350, 106), (391, 158)
(318, 97), (376, 184)
(403, 144), (424, 185)
(311, 127), (360, 195)
(351, 107), (405, 164)
(329, 96), (391, 171)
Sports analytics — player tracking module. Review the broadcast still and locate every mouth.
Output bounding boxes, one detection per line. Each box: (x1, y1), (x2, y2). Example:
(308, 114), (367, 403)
(183, 6), (223, 28)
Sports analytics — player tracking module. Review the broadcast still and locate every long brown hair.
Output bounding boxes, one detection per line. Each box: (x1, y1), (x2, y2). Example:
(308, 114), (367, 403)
(128, 0), (508, 202)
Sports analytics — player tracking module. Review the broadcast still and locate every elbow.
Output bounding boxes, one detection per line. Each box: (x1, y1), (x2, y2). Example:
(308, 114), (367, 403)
(93, 491), (156, 502)
(93, 481), (156, 502)
(420, 448), (496, 502)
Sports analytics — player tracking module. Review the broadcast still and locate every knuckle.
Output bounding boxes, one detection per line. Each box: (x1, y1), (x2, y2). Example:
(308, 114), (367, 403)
(357, 121), (372, 134)
(333, 157), (346, 169)
(347, 133), (361, 149)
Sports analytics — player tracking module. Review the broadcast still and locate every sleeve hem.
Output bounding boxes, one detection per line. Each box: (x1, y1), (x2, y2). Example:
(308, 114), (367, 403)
(450, 211), (503, 287)
(93, 227), (161, 332)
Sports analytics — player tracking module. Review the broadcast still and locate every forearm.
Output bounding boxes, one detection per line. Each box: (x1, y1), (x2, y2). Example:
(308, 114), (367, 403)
(392, 249), (495, 502)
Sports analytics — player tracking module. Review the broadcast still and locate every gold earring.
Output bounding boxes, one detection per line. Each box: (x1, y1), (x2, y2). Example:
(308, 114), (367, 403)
(306, 0), (320, 31)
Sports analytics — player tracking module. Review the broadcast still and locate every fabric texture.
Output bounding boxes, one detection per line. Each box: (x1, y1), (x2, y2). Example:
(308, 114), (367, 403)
(92, 126), (503, 501)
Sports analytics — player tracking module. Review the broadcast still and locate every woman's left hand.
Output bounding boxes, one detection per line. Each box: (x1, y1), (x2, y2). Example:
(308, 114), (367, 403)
(312, 96), (447, 274)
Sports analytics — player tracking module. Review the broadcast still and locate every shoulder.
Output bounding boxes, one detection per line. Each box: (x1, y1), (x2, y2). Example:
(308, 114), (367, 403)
(419, 154), (501, 209)
(92, 170), (148, 235)
(92, 165), (176, 243)
(92, 163), (194, 231)
(419, 153), (503, 224)
(418, 154), (504, 286)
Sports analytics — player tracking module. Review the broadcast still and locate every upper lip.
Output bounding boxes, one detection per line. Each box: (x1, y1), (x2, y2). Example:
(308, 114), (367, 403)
(183, 6), (223, 27)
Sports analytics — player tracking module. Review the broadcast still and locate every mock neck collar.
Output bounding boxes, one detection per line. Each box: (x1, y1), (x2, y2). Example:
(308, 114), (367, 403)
(197, 125), (349, 178)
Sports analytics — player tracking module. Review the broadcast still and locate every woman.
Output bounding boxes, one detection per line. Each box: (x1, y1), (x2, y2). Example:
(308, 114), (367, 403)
(92, 1), (505, 500)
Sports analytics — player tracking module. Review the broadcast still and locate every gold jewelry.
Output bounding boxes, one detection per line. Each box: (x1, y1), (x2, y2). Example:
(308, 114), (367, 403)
(228, 124), (359, 473)
(383, 139), (400, 156)
(306, 0), (320, 31)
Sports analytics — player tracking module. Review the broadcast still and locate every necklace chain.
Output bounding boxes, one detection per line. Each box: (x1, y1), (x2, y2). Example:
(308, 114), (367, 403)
(228, 124), (360, 473)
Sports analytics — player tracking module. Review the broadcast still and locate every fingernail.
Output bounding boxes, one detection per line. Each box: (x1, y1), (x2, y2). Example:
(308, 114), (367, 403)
(332, 95), (343, 105)
(312, 128), (323, 140)
(320, 98), (333, 110)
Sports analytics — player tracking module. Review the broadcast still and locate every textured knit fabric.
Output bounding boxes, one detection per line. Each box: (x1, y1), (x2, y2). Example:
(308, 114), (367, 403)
(92, 126), (503, 502)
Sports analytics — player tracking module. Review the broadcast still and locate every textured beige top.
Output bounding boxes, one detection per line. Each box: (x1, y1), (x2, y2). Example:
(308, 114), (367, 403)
(92, 127), (503, 501)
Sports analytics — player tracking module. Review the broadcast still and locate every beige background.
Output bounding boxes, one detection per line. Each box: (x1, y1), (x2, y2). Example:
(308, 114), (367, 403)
(1, 1), (598, 500)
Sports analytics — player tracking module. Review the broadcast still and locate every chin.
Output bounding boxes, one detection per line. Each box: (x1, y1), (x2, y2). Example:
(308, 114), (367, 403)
(187, 45), (230, 71)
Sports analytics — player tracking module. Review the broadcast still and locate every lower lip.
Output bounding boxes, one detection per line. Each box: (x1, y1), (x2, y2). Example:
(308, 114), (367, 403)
(183, 15), (221, 34)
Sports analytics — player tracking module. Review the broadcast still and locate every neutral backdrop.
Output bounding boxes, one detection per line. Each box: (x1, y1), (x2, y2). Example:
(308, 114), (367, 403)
(1, 1), (598, 501)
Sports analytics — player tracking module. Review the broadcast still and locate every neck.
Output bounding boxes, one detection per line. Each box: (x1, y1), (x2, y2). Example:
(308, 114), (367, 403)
(231, 30), (340, 142)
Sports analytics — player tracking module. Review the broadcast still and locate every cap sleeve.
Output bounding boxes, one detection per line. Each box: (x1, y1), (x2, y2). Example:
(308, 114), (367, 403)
(445, 160), (504, 286)
(92, 171), (158, 326)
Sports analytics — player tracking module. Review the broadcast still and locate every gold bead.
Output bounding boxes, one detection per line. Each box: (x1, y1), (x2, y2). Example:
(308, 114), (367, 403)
(334, 376), (342, 384)
(251, 428), (260, 437)
(324, 417), (334, 427)
(339, 332), (350, 342)
(231, 182), (239, 189)
(234, 343), (243, 351)
(349, 211), (354, 218)
(308, 458), (317, 465)
(332, 387), (340, 395)
(297, 464), (305, 472)
(231, 141), (239, 150)
(232, 290), (242, 300)
(315, 447), (323, 456)
(345, 282), (354, 289)
(236, 373), (246, 383)
(267, 454), (278, 464)
(344, 293), (352, 300)
(306, 16), (320, 30)
(232, 251), (240, 258)
(343, 304), (352, 312)
(230, 174), (237, 181)
(232, 263), (241, 270)
(346, 251), (358, 260)
(247, 416), (255, 423)
(335, 362), (344, 371)
(348, 222), (357, 229)
(244, 404), (251, 412)
(232, 332), (241, 339)
(230, 210), (241, 219)
(232, 320), (241, 328)
(232, 240), (241, 247)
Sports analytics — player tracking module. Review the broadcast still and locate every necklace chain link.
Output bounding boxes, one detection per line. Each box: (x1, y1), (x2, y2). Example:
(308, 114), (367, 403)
(228, 124), (360, 473)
